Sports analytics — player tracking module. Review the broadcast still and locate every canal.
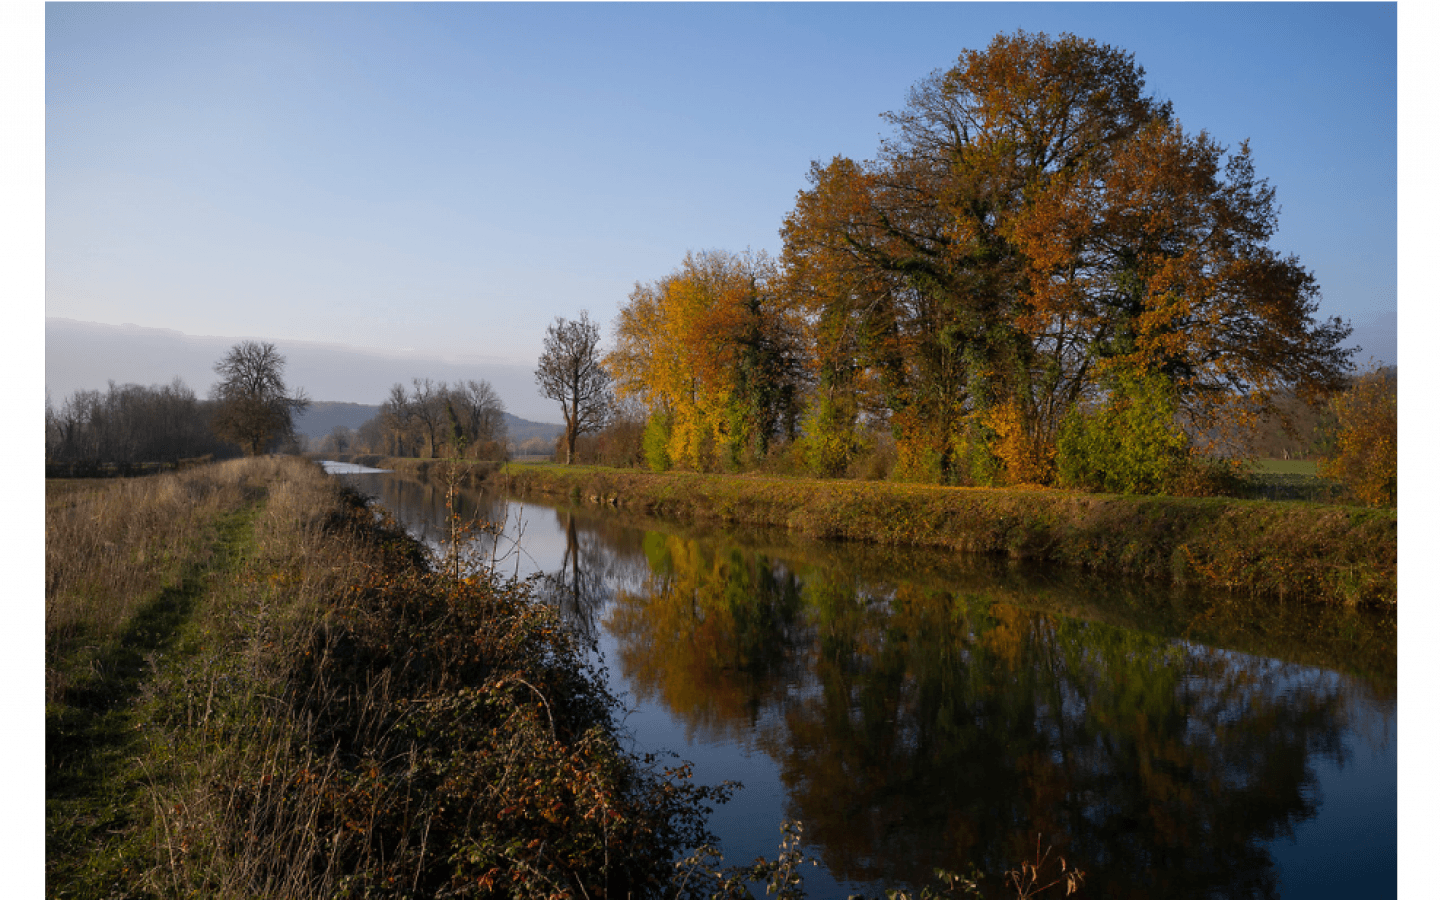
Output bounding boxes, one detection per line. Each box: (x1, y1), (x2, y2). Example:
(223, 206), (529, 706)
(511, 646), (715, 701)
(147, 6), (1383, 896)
(326, 463), (1396, 898)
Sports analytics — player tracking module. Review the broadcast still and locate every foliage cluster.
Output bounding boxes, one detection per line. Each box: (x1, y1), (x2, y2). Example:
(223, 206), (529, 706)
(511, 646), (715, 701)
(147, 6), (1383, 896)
(1316, 365), (1397, 507)
(588, 31), (1356, 496)
(607, 250), (805, 473)
(1055, 371), (1189, 494)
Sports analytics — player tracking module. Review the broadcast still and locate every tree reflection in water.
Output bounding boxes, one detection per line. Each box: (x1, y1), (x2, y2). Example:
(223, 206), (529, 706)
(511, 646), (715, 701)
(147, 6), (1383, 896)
(335, 472), (1392, 899)
(606, 544), (1360, 899)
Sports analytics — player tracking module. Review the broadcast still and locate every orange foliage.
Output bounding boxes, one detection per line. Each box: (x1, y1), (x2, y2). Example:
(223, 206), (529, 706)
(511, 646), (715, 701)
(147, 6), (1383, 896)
(780, 30), (1354, 485)
(1317, 367), (1397, 507)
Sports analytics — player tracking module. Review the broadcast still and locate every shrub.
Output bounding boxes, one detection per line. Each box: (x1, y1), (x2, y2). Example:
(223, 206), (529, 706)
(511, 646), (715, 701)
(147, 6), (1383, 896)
(643, 411), (673, 473)
(1057, 371), (1190, 494)
(1317, 366), (1397, 507)
(847, 430), (897, 481)
(980, 399), (1055, 486)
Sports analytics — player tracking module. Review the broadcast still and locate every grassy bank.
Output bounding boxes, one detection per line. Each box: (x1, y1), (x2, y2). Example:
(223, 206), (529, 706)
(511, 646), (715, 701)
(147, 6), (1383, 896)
(493, 465), (1396, 609)
(46, 457), (726, 898)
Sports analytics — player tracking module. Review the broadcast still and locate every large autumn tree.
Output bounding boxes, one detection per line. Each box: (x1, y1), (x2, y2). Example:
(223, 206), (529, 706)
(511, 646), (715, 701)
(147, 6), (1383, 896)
(781, 31), (1352, 484)
(606, 250), (804, 471)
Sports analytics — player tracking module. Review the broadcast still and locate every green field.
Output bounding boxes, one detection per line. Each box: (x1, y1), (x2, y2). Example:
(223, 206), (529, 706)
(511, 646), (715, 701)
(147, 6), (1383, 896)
(1249, 458), (1320, 476)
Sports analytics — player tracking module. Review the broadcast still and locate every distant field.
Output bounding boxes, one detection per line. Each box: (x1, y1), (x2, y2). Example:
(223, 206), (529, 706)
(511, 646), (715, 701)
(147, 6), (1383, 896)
(1249, 458), (1319, 476)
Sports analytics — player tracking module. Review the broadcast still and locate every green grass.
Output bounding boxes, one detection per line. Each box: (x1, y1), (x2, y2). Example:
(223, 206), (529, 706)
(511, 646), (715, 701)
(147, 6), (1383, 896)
(1248, 458), (1319, 476)
(1239, 458), (1344, 503)
(47, 502), (261, 898)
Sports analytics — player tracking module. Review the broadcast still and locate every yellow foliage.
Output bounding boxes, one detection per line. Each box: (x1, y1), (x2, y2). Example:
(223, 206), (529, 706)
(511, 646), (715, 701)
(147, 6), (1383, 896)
(1317, 368), (1397, 507)
(981, 400), (1056, 486)
(605, 250), (799, 471)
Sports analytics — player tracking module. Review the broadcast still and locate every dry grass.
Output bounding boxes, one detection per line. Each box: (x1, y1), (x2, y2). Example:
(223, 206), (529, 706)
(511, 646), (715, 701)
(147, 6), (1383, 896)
(48, 456), (722, 899)
(46, 460), (268, 705)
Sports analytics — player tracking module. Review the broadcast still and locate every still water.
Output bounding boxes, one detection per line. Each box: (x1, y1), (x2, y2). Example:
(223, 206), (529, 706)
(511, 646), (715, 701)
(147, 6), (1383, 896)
(324, 464), (1397, 898)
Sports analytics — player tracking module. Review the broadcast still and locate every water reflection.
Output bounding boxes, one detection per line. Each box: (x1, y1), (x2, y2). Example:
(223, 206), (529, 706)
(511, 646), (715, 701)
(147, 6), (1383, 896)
(610, 550), (1374, 897)
(334, 470), (1396, 898)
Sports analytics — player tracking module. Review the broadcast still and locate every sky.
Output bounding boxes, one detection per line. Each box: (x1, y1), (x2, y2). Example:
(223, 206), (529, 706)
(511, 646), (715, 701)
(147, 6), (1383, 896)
(36, 1), (1402, 414)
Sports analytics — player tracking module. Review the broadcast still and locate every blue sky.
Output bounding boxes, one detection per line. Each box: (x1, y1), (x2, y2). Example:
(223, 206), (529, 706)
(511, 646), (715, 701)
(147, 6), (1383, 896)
(40, 1), (1399, 400)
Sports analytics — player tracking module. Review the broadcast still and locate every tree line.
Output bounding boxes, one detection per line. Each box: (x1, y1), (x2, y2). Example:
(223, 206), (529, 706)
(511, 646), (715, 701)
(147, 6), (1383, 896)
(532, 31), (1397, 504)
(374, 378), (509, 460)
(46, 341), (311, 470)
(46, 378), (236, 469)
(46, 341), (513, 470)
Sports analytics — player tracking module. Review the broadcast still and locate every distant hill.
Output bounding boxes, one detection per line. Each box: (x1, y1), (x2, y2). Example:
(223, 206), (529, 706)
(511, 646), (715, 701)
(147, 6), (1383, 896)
(294, 401), (562, 446)
(502, 415), (565, 447)
(295, 401), (380, 436)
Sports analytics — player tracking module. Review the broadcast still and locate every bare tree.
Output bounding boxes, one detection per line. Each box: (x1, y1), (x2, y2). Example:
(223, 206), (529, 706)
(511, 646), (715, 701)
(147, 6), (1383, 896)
(381, 383), (414, 456)
(47, 379), (224, 466)
(328, 425), (355, 455)
(208, 341), (309, 456)
(356, 414), (386, 455)
(407, 378), (447, 458)
(535, 312), (612, 465)
(458, 379), (508, 459)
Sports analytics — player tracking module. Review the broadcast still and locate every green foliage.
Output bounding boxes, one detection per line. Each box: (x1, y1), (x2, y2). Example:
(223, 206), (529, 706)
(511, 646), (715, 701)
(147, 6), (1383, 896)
(947, 417), (1004, 487)
(445, 400), (467, 456)
(1057, 371), (1190, 494)
(644, 411), (673, 473)
(803, 395), (862, 478)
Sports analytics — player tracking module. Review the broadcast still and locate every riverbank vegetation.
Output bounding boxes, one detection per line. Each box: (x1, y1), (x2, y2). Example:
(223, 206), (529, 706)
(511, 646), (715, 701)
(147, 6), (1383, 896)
(494, 464), (1395, 609)
(49, 457), (1114, 898)
(47, 458), (734, 898)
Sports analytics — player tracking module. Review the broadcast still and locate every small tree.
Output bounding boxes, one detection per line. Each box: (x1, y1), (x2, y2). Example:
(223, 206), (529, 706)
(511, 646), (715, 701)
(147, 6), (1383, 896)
(1057, 370), (1190, 494)
(1317, 366), (1397, 507)
(208, 341), (309, 456)
(536, 312), (612, 465)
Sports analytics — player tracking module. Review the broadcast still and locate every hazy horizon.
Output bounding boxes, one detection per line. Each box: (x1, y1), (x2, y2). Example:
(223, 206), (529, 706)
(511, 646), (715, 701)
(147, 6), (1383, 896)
(46, 316), (561, 423)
